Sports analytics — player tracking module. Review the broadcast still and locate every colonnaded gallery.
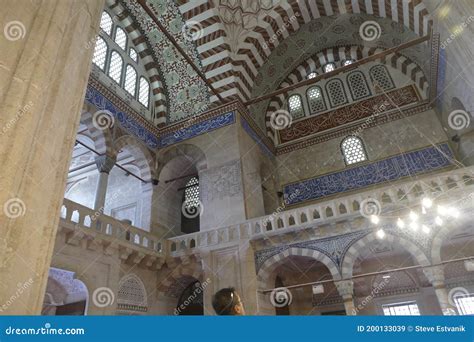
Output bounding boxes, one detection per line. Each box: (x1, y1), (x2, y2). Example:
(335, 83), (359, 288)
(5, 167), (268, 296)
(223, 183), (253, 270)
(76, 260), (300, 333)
(0, 0), (473, 316)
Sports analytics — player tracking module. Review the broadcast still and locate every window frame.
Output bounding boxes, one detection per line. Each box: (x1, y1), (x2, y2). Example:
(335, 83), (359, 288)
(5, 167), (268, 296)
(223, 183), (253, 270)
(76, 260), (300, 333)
(124, 64), (138, 97)
(340, 136), (368, 166)
(92, 36), (108, 71)
(138, 76), (150, 109)
(99, 11), (113, 36)
(114, 26), (128, 51)
(382, 301), (421, 316)
(323, 62), (336, 73)
(305, 85), (327, 115)
(108, 50), (124, 85)
(287, 94), (305, 119)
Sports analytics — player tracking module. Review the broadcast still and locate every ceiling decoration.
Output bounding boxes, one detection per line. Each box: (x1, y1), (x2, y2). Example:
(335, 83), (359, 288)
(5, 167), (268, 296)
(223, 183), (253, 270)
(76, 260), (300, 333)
(179, 0), (432, 104)
(116, 0), (212, 125)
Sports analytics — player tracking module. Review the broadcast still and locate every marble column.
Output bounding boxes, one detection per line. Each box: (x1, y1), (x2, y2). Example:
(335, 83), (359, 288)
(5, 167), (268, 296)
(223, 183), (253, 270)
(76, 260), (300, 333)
(335, 280), (356, 316)
(423, 265), (457, 315)
(93, 155), (116, 212)
(0, 0), (104, 314)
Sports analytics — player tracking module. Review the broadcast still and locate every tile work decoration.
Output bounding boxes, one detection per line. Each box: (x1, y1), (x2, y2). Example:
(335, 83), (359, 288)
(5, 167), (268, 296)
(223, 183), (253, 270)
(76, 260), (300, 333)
(85, 85), (159, 149)
(254, 230), (370, 272)
(284, 144), (454, 205)
(279, 85), (420, 143)
(158, 111), (235, 148)
(240, 117), (274, 158)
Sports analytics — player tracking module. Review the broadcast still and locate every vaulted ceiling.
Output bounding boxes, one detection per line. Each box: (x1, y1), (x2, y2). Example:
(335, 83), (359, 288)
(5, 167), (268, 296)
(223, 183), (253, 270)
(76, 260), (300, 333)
(112, 0), (433, 127)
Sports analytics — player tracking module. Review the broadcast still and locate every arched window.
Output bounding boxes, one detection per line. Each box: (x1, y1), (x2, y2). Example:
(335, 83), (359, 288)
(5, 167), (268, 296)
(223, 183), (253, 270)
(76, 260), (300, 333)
(288, 94), (304, 119)
(138, 77), (150, 108)
(341, 136), (368, 165)
(92, 36), (108, 70)
(342, 59), (355, 66)
(307, 72), (317, 79)
(114, 27), (127, 50)
(108, 51), (123, 84)
(323, 62), (336, 73)
(369, 65), (395, 91)
(129, 47), (138, 63)
(325, 79), (348, 107)
(306, 86), (326, 114)
(347, 71), (371, 100)
(100, 11), (113, 36)
(124, 65), (137, 96)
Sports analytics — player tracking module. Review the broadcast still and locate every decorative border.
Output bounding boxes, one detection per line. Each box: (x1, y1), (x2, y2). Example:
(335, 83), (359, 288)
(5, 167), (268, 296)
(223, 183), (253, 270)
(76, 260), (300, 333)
(284, 143), (454, 205)
(85, 79), (160, 149)
(157, 111), (236, 148)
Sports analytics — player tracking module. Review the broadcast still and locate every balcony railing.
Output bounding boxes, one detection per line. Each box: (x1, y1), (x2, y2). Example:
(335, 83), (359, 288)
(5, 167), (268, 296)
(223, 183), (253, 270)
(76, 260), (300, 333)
(168, 166), (474, 255)
(59, 199), (164, 256)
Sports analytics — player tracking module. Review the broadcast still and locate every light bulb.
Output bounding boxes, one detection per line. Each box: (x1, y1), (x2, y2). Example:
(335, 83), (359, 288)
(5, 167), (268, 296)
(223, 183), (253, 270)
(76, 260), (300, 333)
(437, 205), (447, 216)
(397, 218), (405, 228)
(410, 221), (419, 231)
(422, 225), (430, 234)
(435, 216), (443, 226)
(409, 211), (418, 221)
(370, 215), (380, 224)
(376, 229), (386, 239)
(422, 197), (433, 208)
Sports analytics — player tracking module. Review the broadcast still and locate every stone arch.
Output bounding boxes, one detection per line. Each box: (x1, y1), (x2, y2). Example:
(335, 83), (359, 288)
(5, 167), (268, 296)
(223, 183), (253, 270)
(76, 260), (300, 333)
(431, 215), (472, 265)
(116, 273), (148, 314)
(341, 231), (430, 279)
(156, 143), (208, 178)
(113, 134), (156, 183)
(181, 0), (432, 103)
(79, 102), (114, 155)
(42, 267), (89, 315)
(258, 247), (341, 288)
(157, 261), (203, 299)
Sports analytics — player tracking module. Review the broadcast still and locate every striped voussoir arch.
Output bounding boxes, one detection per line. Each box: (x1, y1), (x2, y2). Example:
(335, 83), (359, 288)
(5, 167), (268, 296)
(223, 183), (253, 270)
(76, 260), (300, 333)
(106, 0), (168, 127)
(264, 45), (429, 142)
(340, 231), (431, 279)
(177, 0), (239, 103)
(256, 247), (341, 315)
(179, 0), (432, 103)
(80, 103), (114, 156)
(113, 134), (156, 186)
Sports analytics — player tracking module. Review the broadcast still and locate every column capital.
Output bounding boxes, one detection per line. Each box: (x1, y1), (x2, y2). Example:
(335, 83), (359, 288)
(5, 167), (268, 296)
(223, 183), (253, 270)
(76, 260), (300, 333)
(95, 155), (116, 174)
(422, 265), (446, 287)
(335, 280), (354, 298)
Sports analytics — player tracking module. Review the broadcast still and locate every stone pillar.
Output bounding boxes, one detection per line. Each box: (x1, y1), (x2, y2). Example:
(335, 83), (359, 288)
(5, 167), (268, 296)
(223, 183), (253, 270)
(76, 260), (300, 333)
(423, 265), (457, 315)
(335, 280), (356, 316)
(0, 0), (104, 314)
(93, 155), (116, 212)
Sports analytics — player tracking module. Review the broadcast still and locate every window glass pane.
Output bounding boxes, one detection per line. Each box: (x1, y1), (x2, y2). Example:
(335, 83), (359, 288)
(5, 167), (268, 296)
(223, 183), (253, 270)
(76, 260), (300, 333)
(382, 302), (420, 316)
(124, 65), (137, 96)
(138, 77), (150, 107)
(455, 294), (474, 315)
(343, 59), (354, 66)
(288, 95), (304, 119)
(307, 72), (317, 79)
(100, 12), (113, 35)
(108, 51), (123, 84)
(184, 177), (200, 209)
(92, 36), (107, 70)
(307, 86), (326, 114)
(323, 62), (336, 73)
(115, 27), (127, 50)
(129, 47), (138, 63)
(341, 136), (367, 165)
